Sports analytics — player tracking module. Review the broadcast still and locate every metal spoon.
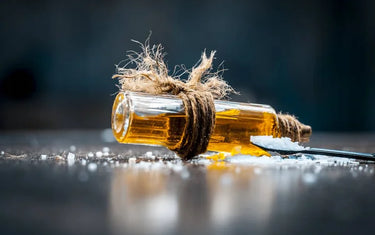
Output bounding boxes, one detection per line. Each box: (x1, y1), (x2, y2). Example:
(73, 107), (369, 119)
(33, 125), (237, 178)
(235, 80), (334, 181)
(250, 141), (375, 162)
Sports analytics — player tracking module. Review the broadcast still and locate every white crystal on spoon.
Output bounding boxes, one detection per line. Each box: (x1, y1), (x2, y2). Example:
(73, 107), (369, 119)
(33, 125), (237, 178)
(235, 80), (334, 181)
(250, 135), (307, 151)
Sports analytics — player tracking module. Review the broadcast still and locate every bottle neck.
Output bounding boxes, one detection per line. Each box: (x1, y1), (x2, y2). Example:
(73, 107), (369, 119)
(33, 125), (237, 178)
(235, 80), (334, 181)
(112, 92), (186, 146)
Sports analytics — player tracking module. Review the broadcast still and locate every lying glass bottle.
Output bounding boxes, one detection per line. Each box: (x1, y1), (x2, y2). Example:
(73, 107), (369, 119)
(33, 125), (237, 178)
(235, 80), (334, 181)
(112, 91), (310, 156)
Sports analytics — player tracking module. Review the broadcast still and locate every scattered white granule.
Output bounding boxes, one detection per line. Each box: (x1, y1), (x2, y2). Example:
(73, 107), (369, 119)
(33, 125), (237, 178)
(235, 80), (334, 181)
(96, 151), (103, 157)
(102, 147), (110, 153)
(250, 136), (307, 151)
(103, 152), (109, 157)
(88, 163), (97, 172)
(134, 160), (165, 171)
(87, 152), (94, 158)
(173, 153), (180, 159)
(67, 152), (75, 166)
(1, 151), (4, 155)
(40, 154), (47, 160)
(69, 145), (76, 152)
(81, 159), (87, 166)
(194, 158), (211, 165)
(144, 151), (156, 160)
(129, 157), (136, 166)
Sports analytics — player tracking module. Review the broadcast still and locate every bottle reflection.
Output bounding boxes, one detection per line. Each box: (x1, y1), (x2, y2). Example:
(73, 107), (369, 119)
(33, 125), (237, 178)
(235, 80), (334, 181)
(110, 168), (179, 234)
(206, 163), (275, 233)
(109, 161), (276, 234)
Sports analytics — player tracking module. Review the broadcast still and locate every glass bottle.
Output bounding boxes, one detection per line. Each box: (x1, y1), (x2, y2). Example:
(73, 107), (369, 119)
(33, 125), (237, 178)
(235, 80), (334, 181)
(112, 91), (308, 156)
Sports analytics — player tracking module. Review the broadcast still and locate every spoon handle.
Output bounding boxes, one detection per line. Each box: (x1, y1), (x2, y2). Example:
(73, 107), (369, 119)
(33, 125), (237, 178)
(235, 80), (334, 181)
(303, 148), (375, 161)
(251, 142), (375, 161)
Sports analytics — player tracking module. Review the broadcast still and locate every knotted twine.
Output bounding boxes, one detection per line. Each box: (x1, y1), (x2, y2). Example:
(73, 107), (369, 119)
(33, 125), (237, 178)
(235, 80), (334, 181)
(113, 41), (312, 160)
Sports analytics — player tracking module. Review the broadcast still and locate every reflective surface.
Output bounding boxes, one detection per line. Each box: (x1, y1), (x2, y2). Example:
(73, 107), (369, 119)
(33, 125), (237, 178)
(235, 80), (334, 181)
(1, 131), (375, 235)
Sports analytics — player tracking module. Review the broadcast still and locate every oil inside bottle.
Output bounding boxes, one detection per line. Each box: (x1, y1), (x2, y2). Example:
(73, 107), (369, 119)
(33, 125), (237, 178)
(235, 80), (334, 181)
(112, 92), (280, 156)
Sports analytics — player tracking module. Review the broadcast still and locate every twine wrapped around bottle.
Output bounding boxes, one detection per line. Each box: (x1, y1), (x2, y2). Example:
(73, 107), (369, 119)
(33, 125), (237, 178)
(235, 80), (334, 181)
(113, 40), (312, 160)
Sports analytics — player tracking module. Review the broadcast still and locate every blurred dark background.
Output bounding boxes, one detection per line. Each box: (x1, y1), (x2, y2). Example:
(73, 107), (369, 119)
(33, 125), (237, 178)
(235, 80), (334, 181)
(0, 0), (374, 131)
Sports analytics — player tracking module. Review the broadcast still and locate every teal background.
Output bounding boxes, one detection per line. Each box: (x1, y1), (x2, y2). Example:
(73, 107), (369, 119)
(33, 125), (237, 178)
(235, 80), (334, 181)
(0, 0), (374, 131)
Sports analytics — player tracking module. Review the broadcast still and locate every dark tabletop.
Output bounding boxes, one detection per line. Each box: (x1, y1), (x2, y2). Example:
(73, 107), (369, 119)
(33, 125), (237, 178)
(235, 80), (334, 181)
(1, 130), (375, 235)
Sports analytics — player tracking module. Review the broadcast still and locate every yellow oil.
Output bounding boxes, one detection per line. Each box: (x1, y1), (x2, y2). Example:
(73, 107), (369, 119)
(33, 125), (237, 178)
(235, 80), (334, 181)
(112, 97), (280, 156)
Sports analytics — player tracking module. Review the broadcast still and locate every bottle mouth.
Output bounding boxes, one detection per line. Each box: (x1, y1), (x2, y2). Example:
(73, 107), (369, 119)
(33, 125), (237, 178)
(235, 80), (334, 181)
(112, 92), (131, 142)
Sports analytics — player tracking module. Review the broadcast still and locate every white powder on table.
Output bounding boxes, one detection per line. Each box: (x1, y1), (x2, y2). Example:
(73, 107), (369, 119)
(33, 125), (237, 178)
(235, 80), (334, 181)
(129, 157), (136, 166)
(67, 152), (75, 166)
(96, 151), (103, 157)
(144, 151), (156, 160)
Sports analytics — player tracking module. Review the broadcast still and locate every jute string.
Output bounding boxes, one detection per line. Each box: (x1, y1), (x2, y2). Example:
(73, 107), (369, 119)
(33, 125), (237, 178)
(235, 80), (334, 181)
(277, 114), (312, 142)
(113, 40), (311, 160)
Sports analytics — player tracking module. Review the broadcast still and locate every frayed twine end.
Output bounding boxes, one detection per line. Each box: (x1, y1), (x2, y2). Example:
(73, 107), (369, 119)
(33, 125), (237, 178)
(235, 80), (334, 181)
(112, 40), (237, 99)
